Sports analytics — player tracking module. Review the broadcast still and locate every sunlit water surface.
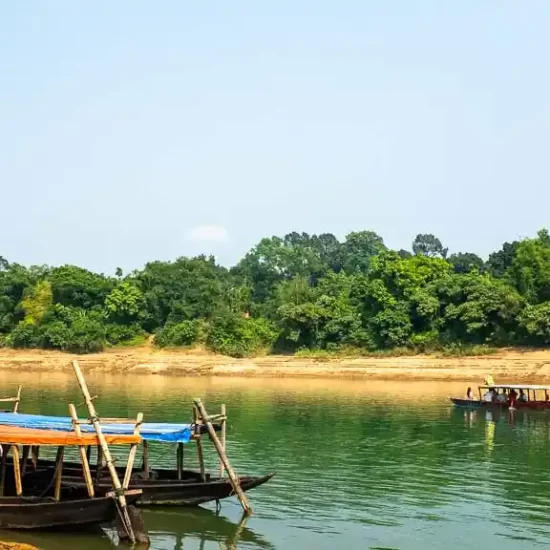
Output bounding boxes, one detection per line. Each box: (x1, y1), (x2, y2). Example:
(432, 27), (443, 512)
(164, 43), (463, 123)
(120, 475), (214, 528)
(0, 373), (548, 550)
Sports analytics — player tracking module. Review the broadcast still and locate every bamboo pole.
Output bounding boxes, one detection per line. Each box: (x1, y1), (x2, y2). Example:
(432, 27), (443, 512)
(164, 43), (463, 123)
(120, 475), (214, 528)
(123, 413), (143, 490)
(13, 385), (22, 413)
(193, 408), (206, 482)
(0, 445), (8, 497)
(69, 403), (94, 498)
(12, 446), (22, 496)
(142, 441), (149, 480)
(31, 446), (39, 471)
(220, 404), (226, 478)
(21, 445), (30, 478)
(177, 443), (184, 481)
(193, 399), (251, 515)
(71, 360), (135, 543)
(95, 446), (103, 485)
(53, 446), (64, 501)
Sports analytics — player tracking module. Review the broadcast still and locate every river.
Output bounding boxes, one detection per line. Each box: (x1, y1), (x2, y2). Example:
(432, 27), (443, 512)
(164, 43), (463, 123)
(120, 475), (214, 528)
(0, 372), (548, 549)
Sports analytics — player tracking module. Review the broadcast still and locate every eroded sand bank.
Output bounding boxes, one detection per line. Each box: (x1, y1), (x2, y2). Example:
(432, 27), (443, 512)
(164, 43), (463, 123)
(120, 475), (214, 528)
(0, 347), (550, 381)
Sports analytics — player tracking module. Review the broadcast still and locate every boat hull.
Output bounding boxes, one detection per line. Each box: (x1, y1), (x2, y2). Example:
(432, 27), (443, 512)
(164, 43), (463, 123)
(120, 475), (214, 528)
(450, 397), (550, 410)
(0, 494), (140, 530)
(22, 466), (274, 507)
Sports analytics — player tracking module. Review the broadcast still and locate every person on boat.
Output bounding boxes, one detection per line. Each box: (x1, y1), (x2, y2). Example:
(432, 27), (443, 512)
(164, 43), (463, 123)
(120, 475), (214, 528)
(483, 388), (494, 402)
(509, 388), (518, 408)
(496, 390), (507, 403)
(518, 389), (528, 402)
(466, 387), (474, 400)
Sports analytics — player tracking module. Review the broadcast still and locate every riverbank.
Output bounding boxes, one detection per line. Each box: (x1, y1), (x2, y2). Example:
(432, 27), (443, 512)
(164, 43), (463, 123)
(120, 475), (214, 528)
(1, 346), (550, 381)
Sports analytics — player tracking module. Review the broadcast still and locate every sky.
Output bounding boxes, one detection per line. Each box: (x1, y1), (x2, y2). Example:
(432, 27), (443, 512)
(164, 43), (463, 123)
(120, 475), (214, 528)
(1, 1), (549, 274)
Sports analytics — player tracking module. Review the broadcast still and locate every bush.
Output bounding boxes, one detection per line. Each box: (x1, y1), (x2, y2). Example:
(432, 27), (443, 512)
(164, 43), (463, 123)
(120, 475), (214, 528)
(105, 323), (146, 346)
(154, 320), (204, 348)
(66, 318), (105, 353)
(40, 320), (72, 350)
(207, 314), (276, 358)
(409, 330), (440, 352)
(10, 323), (40, 349)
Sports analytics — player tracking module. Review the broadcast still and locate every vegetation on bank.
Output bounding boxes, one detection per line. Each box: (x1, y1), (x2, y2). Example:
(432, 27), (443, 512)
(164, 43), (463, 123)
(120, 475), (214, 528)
(1, 230), (550, 358)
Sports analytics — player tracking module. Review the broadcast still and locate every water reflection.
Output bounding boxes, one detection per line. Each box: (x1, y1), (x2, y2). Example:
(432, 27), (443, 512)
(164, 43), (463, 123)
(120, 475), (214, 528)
(0, 510), (272, 550)
(4, 373), (550, 549)
(142, 508), (275, 550)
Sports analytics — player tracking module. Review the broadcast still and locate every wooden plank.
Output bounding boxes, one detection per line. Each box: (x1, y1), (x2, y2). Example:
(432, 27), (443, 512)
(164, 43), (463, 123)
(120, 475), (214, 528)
(142, 441), (149, 480)
(69, 403), (94, 498)
(177, 443), (183, 481)
(13, 385), (22, 413)
(0, 445), (8, 496)
(21, 445), (30, 477)
(53, 446), (64, 501)
(220, 404), (226, 478)
(123, 413), (143, 489)
(71, 360), (135, 543)
(193, 408), (206, 482)
(194, 399), (251, 515)
(12, 445), (22, 496)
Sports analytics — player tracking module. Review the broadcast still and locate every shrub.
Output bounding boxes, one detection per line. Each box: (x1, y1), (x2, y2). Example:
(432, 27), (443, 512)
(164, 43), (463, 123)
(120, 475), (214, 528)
(66, 318), (105, 353)
(105, 323), (146, 346)
(40, 320), (72, 350)
(154, 320), (203, 348)
(10, 323), (40, 349)
(409, 330), (440, 352)
(207, 314), (276, 358)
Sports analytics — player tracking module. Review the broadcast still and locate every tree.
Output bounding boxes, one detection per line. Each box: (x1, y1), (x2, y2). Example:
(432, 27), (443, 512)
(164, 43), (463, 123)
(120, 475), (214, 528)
(135, 255), (229, 331)
(48, 266), (114, 309)
(412, 234), (448, 259)
(518, 303), (550, 345)
(21, 281), (53, 325)
(105, 282), (145, 322)
(274, 273), (367, 350)
(233, 233), (330, 303)
(0, 260), (33, 333)
(448, 253), (484, 274)
(3, 227), (550, 355)
(436, 273), (523, 344)
(507, 230), (550, 303)
(342, 231), (386, 273)
(486, 241), (519, 277)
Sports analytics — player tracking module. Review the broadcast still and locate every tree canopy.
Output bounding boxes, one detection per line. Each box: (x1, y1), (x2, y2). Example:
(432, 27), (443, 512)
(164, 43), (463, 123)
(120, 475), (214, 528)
(1, 229), (549, 357)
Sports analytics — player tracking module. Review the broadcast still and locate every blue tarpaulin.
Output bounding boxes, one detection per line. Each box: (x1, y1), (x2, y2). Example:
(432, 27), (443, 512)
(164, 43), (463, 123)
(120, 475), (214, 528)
(0, 412), (192, 443)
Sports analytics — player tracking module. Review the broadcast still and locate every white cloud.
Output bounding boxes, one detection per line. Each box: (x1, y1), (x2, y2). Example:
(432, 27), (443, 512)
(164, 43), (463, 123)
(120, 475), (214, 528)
(186, 224), (230, 243)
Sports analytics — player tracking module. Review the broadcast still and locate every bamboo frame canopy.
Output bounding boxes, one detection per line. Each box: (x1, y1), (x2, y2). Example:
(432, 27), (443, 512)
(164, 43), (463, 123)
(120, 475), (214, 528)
(0, 425), (140, 447)
(0, 413), (192, 443)
(479, 385), (550, 390)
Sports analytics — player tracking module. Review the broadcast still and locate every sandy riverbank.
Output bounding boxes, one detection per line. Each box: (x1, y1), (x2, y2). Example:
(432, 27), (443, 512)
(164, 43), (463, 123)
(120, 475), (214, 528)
(0, 346), (550, 381)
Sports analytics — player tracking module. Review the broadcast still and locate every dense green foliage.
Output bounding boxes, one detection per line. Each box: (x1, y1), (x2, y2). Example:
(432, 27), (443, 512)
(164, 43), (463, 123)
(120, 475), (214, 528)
(2, 229), (550, 357)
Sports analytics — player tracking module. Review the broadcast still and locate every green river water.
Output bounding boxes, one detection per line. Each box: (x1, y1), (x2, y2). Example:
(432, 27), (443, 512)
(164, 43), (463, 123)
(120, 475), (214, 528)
(0, 373), (549, 550)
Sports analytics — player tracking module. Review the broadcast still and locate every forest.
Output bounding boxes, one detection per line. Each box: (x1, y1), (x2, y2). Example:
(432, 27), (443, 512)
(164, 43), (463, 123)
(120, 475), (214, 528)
(1, 229), (550, 358)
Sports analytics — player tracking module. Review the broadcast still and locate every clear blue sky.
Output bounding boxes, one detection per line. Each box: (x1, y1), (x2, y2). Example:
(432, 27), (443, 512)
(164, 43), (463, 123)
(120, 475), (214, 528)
(1, 1), (549, 274)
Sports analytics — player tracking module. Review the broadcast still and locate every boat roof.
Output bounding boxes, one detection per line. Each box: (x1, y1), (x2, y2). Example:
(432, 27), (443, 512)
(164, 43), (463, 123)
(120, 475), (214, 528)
(479, 384), (550, 390)
(0, 425), (140, 447)
(0, 413), (192, 443)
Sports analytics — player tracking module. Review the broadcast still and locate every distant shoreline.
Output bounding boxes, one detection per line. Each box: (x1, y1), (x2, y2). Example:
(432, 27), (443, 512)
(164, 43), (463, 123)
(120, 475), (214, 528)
(0, 347), (550, 381)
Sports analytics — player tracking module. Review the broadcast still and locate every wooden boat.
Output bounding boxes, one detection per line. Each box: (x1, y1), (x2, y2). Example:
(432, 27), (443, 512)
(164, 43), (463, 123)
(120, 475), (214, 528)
(5, 366), (271, 516)
(22, 466), (275, 506)
(0, 425), (142, 530)
(0, 493), (140, 530)
(450, 384), (550, 410)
